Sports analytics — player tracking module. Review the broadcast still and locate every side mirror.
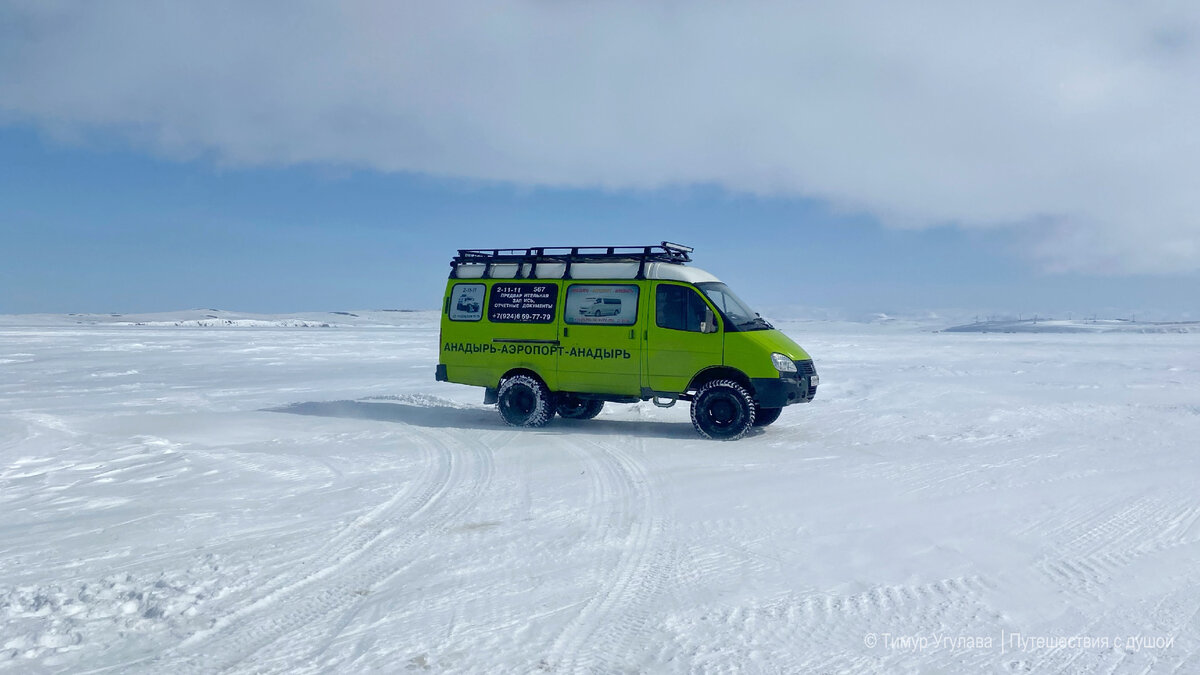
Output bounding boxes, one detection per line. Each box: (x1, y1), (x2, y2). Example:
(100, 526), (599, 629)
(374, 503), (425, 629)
(702, 307), (718, 333)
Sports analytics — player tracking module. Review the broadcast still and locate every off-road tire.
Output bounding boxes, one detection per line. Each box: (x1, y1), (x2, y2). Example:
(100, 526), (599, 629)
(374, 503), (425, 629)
(752, 405), (783, 427)
(690, 379), (756, 440)
(556, 396), (604, 420)
(497, 374), (553, 428)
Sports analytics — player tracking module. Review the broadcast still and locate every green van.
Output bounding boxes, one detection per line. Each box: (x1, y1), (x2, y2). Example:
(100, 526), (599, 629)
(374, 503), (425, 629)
(435, 243), (818, 440)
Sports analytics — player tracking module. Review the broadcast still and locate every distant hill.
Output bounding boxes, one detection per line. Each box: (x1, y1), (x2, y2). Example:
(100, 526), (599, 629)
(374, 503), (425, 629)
(942, 318), (1200, 334)
(0, 309), (438, 328)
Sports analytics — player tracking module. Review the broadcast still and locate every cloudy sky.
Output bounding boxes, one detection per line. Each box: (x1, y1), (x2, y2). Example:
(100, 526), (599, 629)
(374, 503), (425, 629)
(2, 1), (1198, 318)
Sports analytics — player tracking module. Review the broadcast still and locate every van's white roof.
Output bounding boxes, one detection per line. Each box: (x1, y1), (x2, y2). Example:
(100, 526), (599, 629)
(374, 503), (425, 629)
(642, 262), (720, 283)
(452, 261), (721, 284)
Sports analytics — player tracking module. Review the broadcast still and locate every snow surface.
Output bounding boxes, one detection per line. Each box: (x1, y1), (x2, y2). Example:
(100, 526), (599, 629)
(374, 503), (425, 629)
(2, 314), (1200, 673)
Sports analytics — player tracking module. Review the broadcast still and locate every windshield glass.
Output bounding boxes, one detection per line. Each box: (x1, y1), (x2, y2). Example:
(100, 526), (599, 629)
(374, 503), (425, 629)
(697, 282), (772, 331)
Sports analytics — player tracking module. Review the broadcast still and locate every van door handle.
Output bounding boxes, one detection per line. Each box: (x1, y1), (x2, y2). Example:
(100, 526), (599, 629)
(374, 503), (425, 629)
(629, 329), (635, 339)
(563, 327), (569, 337)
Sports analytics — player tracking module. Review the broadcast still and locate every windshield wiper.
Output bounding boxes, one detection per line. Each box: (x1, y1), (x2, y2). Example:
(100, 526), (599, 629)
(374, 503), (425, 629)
(736, 316), (773, 331)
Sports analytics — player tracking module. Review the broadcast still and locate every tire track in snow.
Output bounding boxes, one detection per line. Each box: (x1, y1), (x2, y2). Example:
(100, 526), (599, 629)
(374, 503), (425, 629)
(1033, 495), (1200, 602)
(545, 435), (674, 674)
(1006, 493), (1200, 674)
(264, 429), (498, 672)
(288, 426), (525, 670)
(793, 575), (1000, 673)
(151, 427), (494, 672)
(659, 575), (998, 673)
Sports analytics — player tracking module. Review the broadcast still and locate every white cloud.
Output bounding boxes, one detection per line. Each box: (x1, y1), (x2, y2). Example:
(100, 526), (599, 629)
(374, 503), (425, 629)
(3, 1), (1199, 273)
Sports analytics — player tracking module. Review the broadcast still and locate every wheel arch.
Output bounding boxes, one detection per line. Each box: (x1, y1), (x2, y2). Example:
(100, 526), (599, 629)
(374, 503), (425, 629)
(687, 366), (753, 394)
(499, 367), (549, 389)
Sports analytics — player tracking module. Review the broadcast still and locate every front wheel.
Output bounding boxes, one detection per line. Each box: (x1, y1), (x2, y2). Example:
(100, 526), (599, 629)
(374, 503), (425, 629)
(497, 374), (553, 427)
(752, 405), (783, 427)
(690, 379), (756, 440)
(556, 395), (604, 420)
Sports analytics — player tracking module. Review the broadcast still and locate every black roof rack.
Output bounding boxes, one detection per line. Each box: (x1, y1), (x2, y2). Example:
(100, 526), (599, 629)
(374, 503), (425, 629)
(450, 241), (693, 279)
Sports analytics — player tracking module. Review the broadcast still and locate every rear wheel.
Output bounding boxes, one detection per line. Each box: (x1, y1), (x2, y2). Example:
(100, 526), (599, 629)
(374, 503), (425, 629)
(690, 379), (756, 440)
(556, 395), (604, 420)
(497, 374), (553, 428)
(752, 405), (783, 427)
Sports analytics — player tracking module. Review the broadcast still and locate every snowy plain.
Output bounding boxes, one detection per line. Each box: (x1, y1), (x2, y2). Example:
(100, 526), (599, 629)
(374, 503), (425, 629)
(2, 311), (1200, 673)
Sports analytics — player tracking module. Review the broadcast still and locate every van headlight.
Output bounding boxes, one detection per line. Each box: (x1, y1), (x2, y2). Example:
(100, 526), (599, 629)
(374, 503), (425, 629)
(771, 353), (797, 373)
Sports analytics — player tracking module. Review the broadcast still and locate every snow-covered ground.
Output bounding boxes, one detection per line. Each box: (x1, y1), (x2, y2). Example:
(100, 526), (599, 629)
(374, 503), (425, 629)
(2, 314), (1200, 673)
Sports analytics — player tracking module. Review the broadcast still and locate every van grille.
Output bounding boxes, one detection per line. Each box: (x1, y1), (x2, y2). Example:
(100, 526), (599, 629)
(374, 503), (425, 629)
(793, 359), (816, 377)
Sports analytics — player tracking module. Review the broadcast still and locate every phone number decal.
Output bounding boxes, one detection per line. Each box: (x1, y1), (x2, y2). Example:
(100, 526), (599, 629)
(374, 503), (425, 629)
(490, 312), (553, 322)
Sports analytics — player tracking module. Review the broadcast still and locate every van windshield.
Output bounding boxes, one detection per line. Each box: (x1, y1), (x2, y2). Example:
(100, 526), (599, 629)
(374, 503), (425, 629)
(697, 282), (773, 331)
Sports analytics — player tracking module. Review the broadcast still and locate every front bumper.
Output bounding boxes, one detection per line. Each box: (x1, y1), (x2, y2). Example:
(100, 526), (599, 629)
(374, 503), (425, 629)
(750, 359), (818, 408)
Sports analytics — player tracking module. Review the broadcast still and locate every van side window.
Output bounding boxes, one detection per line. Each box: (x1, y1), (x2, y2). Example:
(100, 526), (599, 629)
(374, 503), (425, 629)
(656, 285), (710, 332)
(448, 283), (485, 321)
(565, 284), (639, 325)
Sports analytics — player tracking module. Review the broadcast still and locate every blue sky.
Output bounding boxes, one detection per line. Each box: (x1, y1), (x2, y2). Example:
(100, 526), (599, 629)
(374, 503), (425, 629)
(3, 3), (1199, 319)
(4, 125), (1195, 319)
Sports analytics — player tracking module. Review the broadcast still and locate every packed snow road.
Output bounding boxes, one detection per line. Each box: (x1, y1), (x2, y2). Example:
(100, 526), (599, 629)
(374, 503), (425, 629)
(2, 315), (1200, 673)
